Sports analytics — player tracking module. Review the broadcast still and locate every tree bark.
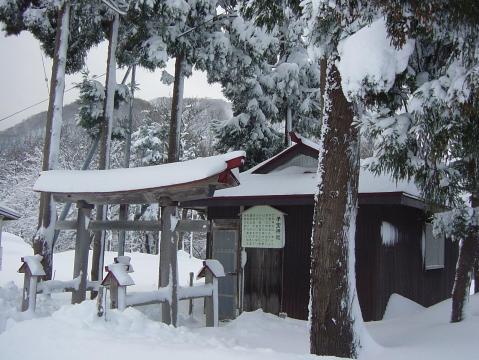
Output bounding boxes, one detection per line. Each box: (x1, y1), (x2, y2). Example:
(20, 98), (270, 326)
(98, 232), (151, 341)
(310, 59), (361, 358)
(474, 247), (479, 294)
(91, 13), (120, 296)
(33, 1), (71, 280)
(451, 193), (479, 321)
(167, 54), (186, 163)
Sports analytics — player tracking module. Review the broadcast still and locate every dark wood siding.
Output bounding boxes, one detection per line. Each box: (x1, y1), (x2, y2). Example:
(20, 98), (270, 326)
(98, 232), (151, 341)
(279, 205), (314, 319)
(355, 205), (458, 321)
(208, 204), (457, 322)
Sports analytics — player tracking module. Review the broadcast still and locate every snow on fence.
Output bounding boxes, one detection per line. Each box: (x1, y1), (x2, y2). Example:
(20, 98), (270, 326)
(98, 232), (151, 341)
(18, 256), (100, 312)
(102, 257), (225, 327)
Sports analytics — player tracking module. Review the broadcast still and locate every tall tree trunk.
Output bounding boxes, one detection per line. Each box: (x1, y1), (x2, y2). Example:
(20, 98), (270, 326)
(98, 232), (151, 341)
(167, 54), (186, 163)
(118, 66), (136, 256)
(285, 105), (292, 146)
(310, 59), (362, 358)
(474, 247), (479, 294)
(32, 1), (71, 280)
(91, 13), (120, 295)
(451, 192), (479, 322)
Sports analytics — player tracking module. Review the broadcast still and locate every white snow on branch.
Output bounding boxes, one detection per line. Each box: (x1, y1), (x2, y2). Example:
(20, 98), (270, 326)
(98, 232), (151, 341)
(337, 18), (415, 100)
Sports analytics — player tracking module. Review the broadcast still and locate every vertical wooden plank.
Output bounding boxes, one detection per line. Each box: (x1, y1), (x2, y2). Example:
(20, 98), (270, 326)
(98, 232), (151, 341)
(28, 276), (39, 312)
(188, 272), (194, 315)
(21, 270), (32, 312)
(205, 272), (214, 327)
(159, 203), (178, 326)
(213, 277), (219, 327)
(117, 286), (126, 311)
(110, 282), (119, 309)
(72, 201), (93, 304)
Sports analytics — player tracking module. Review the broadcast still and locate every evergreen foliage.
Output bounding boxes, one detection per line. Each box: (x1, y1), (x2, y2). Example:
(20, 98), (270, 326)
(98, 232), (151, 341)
(0, 0), (106, 73)
(76, 72), (130, 138)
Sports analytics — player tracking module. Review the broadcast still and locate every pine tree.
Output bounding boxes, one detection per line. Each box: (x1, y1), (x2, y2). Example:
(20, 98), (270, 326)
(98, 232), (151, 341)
(302, 1), (377, 357)
(0, 0), (107, 278)
(213, 2), (322, 168)
(359, 0), (479, 322)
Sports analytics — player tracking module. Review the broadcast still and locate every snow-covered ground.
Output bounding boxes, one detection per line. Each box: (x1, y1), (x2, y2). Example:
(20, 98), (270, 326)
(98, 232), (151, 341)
(0, 232), (477, 360)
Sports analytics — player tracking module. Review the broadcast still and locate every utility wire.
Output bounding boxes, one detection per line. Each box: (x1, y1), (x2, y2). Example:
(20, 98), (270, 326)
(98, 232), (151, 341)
(1, 9), (237, 125)
(39, 45), (50, 96)
(0, 71), (107, 123)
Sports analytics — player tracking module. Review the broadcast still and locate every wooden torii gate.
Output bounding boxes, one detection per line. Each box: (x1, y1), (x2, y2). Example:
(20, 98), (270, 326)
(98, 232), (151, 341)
(31, 152), (245, 326)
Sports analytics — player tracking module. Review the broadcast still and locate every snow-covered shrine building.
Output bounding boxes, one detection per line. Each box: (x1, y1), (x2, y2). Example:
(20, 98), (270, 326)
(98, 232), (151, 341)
(184, 133), (458, 322)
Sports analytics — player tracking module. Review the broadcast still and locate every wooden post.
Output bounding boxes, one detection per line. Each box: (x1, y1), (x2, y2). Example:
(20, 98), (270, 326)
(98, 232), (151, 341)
(159, 203), (179, 326)
(188, 271), (194, 316)
(117, 286), (127, 311)
(21, 272), (39, 312)
(205, 272), (214, 327)
(21, 270), (37, 312)
(72, 201), (93, 304)
(19, 256), (45, 312)
(0, 216), (3, 271)
(109, 282), (119, 309)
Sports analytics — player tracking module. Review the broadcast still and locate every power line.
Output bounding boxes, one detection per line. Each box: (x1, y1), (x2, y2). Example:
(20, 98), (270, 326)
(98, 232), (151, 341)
(0, 72), (107, 124)
(39, 45), (50, 96)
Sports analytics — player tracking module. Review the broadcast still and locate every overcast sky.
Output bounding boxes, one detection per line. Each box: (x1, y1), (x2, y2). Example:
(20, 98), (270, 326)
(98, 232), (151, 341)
(0, 31), (225, 131)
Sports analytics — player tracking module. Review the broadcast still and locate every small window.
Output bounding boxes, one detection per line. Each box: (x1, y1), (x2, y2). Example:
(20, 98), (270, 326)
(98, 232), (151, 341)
(423, 223), (445, 270)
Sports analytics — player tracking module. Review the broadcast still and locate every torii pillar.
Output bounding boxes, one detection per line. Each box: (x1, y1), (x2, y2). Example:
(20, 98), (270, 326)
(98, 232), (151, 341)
(158, 200), (179, 326)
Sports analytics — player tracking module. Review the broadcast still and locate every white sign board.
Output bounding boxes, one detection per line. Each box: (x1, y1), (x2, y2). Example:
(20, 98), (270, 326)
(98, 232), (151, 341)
(241, 206), (285, 248)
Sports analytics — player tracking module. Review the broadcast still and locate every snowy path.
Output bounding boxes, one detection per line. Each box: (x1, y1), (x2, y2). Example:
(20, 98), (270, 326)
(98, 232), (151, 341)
(0, 233), (477, 360)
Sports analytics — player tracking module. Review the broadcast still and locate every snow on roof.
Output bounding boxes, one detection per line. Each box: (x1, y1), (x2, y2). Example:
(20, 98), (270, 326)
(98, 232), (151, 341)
(33, 151), (245, 194)
(289, 132), (321, 151)
(234, 133), (420, 199)
(214, 165), (420, 198)
(0, 203), (21, 220)
(197, 259), (225, 279)
(20, 255), (46, 276)
(104, 263), (135, 286)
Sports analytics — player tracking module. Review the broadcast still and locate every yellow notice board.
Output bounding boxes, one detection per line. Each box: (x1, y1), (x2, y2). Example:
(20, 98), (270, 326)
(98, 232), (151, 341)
(241, 206), (285, 248)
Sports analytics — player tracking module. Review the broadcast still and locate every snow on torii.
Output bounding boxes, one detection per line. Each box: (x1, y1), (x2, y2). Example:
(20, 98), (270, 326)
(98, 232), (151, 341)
(28, 151), (245, 327)
(33, 151), (245, 204)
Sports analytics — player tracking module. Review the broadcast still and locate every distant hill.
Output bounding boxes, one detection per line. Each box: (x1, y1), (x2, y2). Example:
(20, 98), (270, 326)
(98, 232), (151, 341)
(0, 97), (231, 147)
(0, 98), (152, 146)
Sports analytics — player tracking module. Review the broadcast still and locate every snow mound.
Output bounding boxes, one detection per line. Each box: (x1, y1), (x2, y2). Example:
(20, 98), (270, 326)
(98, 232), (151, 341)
(1, 232), (32, 287)
(337, 18), (415, 100)
(383, 293), (425, 320)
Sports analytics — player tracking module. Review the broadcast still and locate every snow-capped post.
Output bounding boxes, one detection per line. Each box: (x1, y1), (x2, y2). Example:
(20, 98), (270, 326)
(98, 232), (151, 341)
(18, 255), (46, 312)
(33, 0), (71, 280)
(197, 259), (225, 327)
(102, 256), (135, 311)
(72, 201), (94, 304)
(159, 202), (179, 326)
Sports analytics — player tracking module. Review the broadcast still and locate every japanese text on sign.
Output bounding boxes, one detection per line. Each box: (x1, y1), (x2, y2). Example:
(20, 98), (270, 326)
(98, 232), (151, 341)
(241, 206), (285, 248)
